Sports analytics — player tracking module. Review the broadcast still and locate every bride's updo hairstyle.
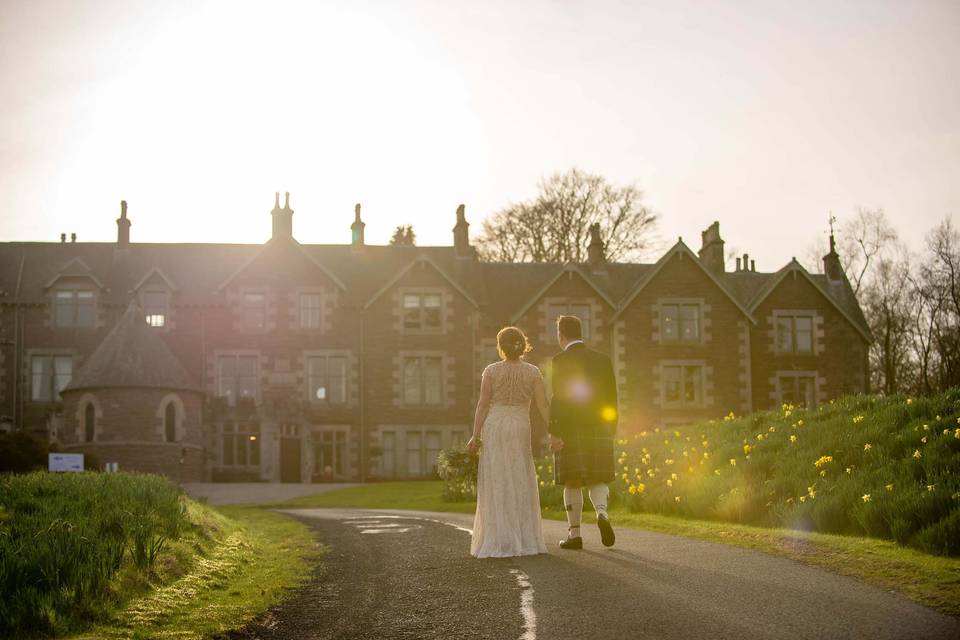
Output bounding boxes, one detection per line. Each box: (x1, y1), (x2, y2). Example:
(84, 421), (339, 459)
(497, 326), (532, 361)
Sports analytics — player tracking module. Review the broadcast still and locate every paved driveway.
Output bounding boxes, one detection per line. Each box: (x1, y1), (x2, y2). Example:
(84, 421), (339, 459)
(181, 482), (358, 506)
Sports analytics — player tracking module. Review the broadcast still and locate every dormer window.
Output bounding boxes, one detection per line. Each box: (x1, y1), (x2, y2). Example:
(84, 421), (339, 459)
(55, 289), (95, 327)
(242, 293), (266, 330)
(547, 302), (592, 339)
(402, 292), (443, 332)
(143, 289), (169, 328)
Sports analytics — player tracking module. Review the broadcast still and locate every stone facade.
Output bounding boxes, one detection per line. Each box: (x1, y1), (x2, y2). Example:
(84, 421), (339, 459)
(0, 196), (871, 482)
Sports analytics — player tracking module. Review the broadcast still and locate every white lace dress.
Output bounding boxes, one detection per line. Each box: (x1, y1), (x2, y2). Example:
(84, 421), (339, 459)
(470, 360), (547, 558)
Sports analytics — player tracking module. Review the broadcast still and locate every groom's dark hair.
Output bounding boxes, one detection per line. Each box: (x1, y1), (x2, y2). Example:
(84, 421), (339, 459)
(557, 315), (582, 340)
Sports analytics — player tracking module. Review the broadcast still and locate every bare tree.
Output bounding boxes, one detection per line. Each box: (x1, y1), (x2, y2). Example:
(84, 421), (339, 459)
(390, 225), (416, 246)
(862, 252), (914, 393)
(837, 208), (898, 296)
(475, 168), (658, 263)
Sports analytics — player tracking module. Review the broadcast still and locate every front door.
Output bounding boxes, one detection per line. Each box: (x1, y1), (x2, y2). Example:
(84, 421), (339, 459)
(280, 424), (302, 483)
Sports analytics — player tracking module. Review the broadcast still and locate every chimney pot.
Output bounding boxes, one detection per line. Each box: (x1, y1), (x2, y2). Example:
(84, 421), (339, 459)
(71, 233), (76, 243)
(453, 203), (473, 258)
(750, 259), (756, 272)
(271, 192), (294, 240)
(735, 257), (741, 271)
(351, 202), (366, 247)
(284, 192), (290, 210)
(60, 233), (66, 244)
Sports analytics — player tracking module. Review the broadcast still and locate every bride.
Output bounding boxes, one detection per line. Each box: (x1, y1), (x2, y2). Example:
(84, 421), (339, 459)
(466, 326), (548, 558)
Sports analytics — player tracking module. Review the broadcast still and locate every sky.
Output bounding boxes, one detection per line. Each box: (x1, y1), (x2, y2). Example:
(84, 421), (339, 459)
(1, 0), (957, 271)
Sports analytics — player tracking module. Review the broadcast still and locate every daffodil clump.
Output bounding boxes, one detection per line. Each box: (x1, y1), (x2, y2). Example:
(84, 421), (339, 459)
(591, 388), (960, 557)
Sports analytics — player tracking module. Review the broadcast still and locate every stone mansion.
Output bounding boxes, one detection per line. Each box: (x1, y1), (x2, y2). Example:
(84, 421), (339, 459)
(0, 194), (871, 482)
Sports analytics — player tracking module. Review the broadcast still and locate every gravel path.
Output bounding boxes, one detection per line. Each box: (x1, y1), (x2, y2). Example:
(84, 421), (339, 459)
(227, 508), (960, 640)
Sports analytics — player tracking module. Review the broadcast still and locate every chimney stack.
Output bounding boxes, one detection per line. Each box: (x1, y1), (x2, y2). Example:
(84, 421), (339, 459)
(60, 233), (66, 244)
(698, 221), (725, 274)
(351, 203), (366, 247)
(453, 204), (474, 259)
(116, 200), (131, 248)
(823, 229), (844, 281)
(735, 256), (741, 271)
(71, 233), (76, 243)
(750, 259), (755, 272)
(587, 223), (606, 270)
(271, 192), (294, 240)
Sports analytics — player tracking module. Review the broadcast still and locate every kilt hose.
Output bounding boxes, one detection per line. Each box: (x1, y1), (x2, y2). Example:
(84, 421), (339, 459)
(553, 429), (616, 485)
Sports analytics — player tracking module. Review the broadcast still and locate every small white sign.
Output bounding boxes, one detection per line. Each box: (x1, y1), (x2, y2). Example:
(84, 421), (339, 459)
(105, 462), (120, 473)
(49, 453), (84, 473)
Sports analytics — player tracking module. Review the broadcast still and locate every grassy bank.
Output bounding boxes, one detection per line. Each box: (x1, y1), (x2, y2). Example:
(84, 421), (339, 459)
(277, 480), (960, 617)
(0, 472), (317, 639)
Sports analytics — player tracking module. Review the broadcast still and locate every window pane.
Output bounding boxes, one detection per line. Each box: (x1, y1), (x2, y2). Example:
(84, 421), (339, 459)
(403, 294), (421, 330)
(53, 356), (72, 399)
(75, 292), (95, 327)
(165, 403), (177, 442)
(680, 305), (700, 342)
(55, 291), (75, 327)
(334, 432), (346, 475)
(423, 294), (442, 329)
(238, 356), (257, 399)
(683, 366), (701, 404)
(403, 358), (421, 404)
(776, 317), (794, 352)
(424, 357), (443, 405)
(300, 294), (321, 329)
(407, 431), (422, 476)
(308, 356), (325, 400)
(328, 357), (346, 403)
(795, 317), (813, 353)
(570, 305), (591, 338)
(223, 429), (234, 465)
(661, 305), (678, 341)
(217, 356), (236, 399)
(31, 356), (51, 401)
(382, 432), (396, 476)
(249, 429), (260, 466)
(546, 304), (565, 334)
(663, 366), (681, 403)
(425, 431), (441, 474)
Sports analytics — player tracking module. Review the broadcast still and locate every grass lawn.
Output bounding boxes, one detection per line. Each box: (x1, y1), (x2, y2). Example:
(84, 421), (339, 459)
(71, 506), (320, 640)
(274, 480), (960, 618)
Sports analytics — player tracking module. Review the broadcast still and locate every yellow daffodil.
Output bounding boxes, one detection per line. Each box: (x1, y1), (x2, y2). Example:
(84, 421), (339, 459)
(674, 496), (681, 503)
(913, 449), (922, 459)
(814, 455), (833, 468)
(922, 424), (929, 431)
(864, 443), (872, 451)
(927, 484), (936, 492)
(637, 483), (646, 493)
(666, 479), (673, 487)
(665, 458), (674, 465)
(862, 494), (871, 502)
(729, 458), (737, 466)
(885, 484), (894, 491)
(790, 435), (797, 444)
(768, 426), (776, 433)
(671, 472), (678, 480)
(921, 436), (928, 443)
(743, 444), (752, 455)
(714, 469), (721, 475)
(799, 495), (807, 503)
(807, 486), (816, 499)
(845, 467), (852, 474)
(628, 484), (637, 494)
(819, 470), (827, 477)
(906, 398), (913, 405)
(797, 419), (804, 427)
(852, 415), (864, 424)
(954, 428), (960, 439)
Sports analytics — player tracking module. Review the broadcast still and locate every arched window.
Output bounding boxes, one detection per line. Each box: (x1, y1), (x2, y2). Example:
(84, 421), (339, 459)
(164, 402), (177, 442)
(84, 402), (95, 442)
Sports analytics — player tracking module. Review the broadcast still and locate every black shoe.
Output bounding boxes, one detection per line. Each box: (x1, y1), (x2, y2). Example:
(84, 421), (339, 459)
(559, 535), (583, 550)
(598, 515), (615, 547)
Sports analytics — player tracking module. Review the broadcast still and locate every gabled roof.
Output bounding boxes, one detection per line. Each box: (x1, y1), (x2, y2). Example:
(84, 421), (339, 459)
(64, 300), (198, 393)
(129, 266), (179, 293)
(747, 259), (872, 342)
(214, 237), (347, 294)
(509, 263), (617, 324)
(363, 253), (480, 309)
(43, 257), (106, 290)
(611, 240), (757, 323)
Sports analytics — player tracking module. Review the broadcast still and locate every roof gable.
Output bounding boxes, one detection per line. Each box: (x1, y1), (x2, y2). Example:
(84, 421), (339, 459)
(612, 240), (756, 323)
(748, 259), (872, 343)
(129, 266), (180, 293)
(215, 237), (347, 294)
(509, 263), (616, 324)
(43, 257), (106, 290)
(363, 253), (479, 309)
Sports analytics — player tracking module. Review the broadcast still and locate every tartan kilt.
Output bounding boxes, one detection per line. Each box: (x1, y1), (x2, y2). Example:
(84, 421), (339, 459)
(553, 429), (615, 485)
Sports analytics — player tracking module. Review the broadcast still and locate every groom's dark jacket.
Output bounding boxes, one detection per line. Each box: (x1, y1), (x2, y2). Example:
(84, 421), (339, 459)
(549, 342), (618, 484)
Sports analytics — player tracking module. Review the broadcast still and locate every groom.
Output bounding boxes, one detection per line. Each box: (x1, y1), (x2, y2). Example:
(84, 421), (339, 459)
(548, 315), (618, 549)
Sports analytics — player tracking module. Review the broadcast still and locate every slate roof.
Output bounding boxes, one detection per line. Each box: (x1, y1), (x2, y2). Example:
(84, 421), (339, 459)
(0, 236), (871, 340)
(63, 300), (199, 392)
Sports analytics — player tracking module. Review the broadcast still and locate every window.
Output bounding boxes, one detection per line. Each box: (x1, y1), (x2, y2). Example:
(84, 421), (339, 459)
(31, 355), (72, 401)
(547, 302), (592, 339)
(54, 290), (95, 327)
(217, 355), (258, 403)
(307, 355), (347, 403)
(84, 402), (95, 442)
(381, 431), (397, 477)
(662, 365), (702, 407)
(661, 303), (701, 343)
(300, 293), (322, 329)
(425, 431), (442, 475)
(402, 292), (442, 332)
(314, 430), (347, 476)
(242, 293), (266, 330)
(776, 315), (814, 353)
(779, 374), (817, 407)
(164, 403), (177, 442)
(144, 290), (168, 328)
(222, 422), (260, 466)
(402, 356), (443, 405)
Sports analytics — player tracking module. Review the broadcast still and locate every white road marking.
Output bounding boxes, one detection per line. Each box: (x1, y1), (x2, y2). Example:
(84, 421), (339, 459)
(346, 512), (536, 639)
(360, 527), (417, 534)
(510, 569), (537, 640)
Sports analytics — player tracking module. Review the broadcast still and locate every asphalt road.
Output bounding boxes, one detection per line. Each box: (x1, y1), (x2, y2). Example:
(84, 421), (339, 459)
(227, 508), (960, 640)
